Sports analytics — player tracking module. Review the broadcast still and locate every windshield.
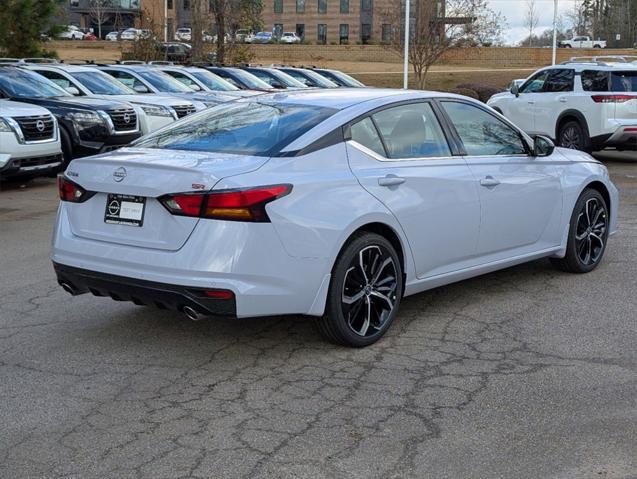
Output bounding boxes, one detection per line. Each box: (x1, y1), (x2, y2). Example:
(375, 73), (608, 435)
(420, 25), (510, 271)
(190, 70), (239, 91)
(320, 70), (364, 87)
(137, 70), (193, 93)
(0, 68), (70, 99)
(134, 102), (336, 156)
(71, 71), (135, 95)
(281, 69), (337, 88)
(247, 69), (307, 88)
(226, 69), (272, 89)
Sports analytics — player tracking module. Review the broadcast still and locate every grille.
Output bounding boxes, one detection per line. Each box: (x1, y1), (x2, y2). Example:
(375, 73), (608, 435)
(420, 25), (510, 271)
(13, 115), (55, 142)
(173, 105), (196, 118)
(107, 108), (138, 132)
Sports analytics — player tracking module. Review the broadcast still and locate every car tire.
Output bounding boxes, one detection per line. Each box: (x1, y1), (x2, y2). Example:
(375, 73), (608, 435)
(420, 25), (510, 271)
(316, 232), (403, 347)
(59, 127), (73, 168)
(558, 120), (591, 152)
(550, 188), (609, 274)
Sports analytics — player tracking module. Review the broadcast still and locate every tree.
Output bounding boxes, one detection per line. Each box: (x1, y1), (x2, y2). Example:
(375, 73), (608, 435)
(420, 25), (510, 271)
(208, 0), (262, 63)
(0, 0), (63, 57)
(88, 0), (111, 39)
(524, 0), (539, 46)
(382, 0), (505, 89)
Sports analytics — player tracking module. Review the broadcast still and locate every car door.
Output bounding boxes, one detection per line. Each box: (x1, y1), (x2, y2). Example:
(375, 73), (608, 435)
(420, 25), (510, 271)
(345, 101), (481, 279)
(440, 100), (563, 261)
(506, 70), (550, 133)
(532, 68), (575, 138)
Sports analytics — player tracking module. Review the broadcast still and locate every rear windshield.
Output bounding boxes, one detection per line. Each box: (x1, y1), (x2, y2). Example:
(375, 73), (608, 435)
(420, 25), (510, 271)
(133, 101), (337, 156)
(582, 70), (637, 92)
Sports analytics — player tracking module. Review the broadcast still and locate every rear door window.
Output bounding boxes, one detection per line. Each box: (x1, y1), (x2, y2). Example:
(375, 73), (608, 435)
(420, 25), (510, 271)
(544, 69), (575, 92)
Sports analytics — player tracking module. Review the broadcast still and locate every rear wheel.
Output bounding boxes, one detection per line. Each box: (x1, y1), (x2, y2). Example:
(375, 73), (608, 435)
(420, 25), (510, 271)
(316, 232), (403, 347)
(551, 188), (609, 273)
(558, 120), (590, 152)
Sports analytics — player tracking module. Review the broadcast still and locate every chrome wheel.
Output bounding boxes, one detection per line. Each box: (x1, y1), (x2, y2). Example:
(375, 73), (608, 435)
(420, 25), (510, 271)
(575, 198), (607, 266)
(341, 245), (398, 337)
(560, 125), (581, 150)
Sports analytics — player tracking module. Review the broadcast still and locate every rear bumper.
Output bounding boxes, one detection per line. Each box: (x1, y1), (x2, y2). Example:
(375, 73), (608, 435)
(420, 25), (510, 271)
(54, 262), (237, 316)
(592, 126), (637, 151)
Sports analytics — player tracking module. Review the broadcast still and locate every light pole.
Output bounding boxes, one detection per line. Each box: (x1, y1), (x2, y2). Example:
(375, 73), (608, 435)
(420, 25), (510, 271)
(164, 0), (168, 42)
(403, 0), (410, 89)
(551, 0), (558, 65)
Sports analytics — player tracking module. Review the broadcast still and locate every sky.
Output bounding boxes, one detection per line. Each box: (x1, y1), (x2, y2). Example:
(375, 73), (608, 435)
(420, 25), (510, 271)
(487, 0), (580, 44)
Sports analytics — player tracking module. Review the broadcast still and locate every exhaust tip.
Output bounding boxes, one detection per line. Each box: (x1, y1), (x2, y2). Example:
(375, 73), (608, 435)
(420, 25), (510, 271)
(182, 305), (203, 321)
(60, 282), (76, 295)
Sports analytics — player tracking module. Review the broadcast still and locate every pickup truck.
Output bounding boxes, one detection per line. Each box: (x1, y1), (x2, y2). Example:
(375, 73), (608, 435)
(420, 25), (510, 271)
(559, 36), (606, 49)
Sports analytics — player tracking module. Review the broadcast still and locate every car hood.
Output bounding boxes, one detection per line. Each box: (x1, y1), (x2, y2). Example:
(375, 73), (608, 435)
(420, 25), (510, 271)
(97, 94), (196, 108)
(19, 96), (133, 112)
(0, 99), (51, 116)
(555, 147), (601, 163)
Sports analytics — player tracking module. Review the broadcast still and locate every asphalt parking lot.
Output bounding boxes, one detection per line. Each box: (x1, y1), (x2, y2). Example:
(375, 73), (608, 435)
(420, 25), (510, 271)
(1, 154), (636, 479)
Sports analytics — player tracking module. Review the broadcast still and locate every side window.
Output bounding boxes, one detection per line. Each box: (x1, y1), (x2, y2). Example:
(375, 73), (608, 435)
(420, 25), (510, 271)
(519, 71), (548, 93)
(442, 101), (527, 156)
(371, 103), (451, 159)
(168, 71), (194, 86)
(107, 70), (148, 92)
(350, 117), (385, 156)
(544, 69), (574, 92)
(37, 70), (72, 90)
(581, 70), (609, 91)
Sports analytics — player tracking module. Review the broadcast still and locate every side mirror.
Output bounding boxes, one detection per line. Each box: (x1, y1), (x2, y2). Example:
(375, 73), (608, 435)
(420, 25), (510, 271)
(271, 81), (285, 89)
(533, 135), (555, 157)
(511, 84), (520, 97)
(133, 84), (149, 93)
(65, 86), (81, 96)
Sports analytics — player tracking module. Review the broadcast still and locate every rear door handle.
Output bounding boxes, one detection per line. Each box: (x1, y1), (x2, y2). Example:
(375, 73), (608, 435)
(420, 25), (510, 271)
(559, 97), (568, 103)
(480, 176), (501, 188)
(378, 175), (406, 187)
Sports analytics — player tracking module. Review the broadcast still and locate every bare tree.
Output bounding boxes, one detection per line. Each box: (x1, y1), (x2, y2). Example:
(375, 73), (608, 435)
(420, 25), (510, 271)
(382, 0), (505, 89)
(208, 0), (262, 63)
(88, 0), (111, 39)
(524, 0), (539, 46)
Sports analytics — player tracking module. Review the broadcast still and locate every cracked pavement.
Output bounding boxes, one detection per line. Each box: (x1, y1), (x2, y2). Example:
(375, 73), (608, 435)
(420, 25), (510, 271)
(1, 157), (636, 479)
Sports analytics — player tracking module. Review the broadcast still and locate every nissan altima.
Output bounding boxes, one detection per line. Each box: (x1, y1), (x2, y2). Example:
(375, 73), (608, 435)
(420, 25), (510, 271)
(52, 89), (619, 347)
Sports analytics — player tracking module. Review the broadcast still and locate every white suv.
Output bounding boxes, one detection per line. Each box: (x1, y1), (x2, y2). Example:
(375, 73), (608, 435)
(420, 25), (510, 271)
(0, 100), (62, 179)
(488, 59), (637, 151)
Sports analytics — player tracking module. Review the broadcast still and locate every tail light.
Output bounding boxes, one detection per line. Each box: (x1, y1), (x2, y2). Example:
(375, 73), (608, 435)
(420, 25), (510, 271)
(58, 175), (95, 203)
(591, 94), (637, 103)
(159, 184), (292, 222)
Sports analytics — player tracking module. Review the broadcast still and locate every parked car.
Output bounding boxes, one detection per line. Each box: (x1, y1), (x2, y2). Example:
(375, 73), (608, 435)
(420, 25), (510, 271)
(234, 29), (254, 43)
(310, 68), (365, 87)
(238, 66), (308, 89)
(0, 100), (62, 178)
(51, 89), (618, 346)
(154, 65), (262, 97)
(279, 32), (301, 44)
(120, 28), (142, 41)
(158, 42), (192, 62)
(57, 25), (84, 40)
(175, 28), (191, 42)
(0, 66), (141, 164)
(559, 36), (606, 49)
(488, 61), (637, 151)
(23, 63), (198, 134)
(203, 66), (275, 91)
(253, 32), (273, 44)
(96, 64), (224, 107)
(276, 67), (339, 88)
(105, 30), (123, 42)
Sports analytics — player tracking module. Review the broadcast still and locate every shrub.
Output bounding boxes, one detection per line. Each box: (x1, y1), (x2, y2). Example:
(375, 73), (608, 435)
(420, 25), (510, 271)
(448, 88), (480, 100)
(456, 83), (500, 103)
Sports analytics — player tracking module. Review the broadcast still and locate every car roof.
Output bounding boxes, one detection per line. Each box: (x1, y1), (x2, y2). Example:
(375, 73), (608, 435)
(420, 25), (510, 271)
(247, 88), (454, 110)
(25, 63), (95, 73)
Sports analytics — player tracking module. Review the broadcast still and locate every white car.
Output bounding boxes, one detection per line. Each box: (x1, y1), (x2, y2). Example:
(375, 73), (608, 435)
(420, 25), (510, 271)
(560, 36), (606, 49)
(105, 31), (121, 42)
(488, 61), (637, 151)
(23, 63), (199, 134)
(279, 32), (301, 44)
(52, 89), (618, 347)
(235, 29), (254, 43)
(175, 28), (191, 42)
(57, 25), (85, 40)
(0, 100), (62, 178)
(120, 28), (141, 41)
(154, 65), (263, 97)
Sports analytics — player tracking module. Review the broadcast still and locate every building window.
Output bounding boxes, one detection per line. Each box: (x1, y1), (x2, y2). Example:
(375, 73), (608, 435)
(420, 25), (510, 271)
(296, 0), (305, 13)
(340, 0), (348, 13)
(296, 24), (305, 40)
(361, 0), (371, 11)
(339, 24), (349, 43)
(381, 24), (391, 43)
(183, 0), (190, 9)
(317, 24), (327, 44)
(318, 0), (326, 13)
(361, 23), (371, 43)
(274, 0), (283, 13)
(167, 0), (173, 8)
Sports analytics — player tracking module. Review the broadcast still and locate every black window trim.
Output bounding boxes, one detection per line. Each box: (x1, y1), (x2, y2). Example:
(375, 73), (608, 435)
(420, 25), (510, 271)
(434, 98), (533, 157)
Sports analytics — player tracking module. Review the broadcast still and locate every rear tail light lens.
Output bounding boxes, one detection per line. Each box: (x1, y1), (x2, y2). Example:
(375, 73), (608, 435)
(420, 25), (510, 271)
(159, 184), (292, 222)
(58, 175), (95, 203)
(591, 94), (637, 103)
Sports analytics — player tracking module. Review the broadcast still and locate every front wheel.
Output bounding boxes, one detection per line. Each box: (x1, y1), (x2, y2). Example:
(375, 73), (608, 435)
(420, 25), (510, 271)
(316, 232), (403, 347)
(551, 188), (609, 273)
